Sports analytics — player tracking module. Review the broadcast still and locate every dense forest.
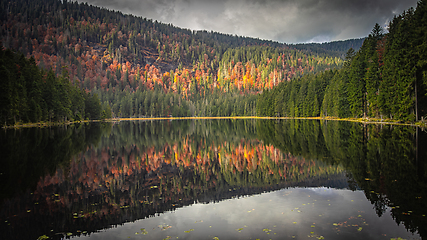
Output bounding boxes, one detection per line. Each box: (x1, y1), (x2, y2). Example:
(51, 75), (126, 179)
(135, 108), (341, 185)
(0, 0), (356, 122)
(0, 47), (109, 125)
(2, 0), (424, 123)
(257, 0), (427, 122)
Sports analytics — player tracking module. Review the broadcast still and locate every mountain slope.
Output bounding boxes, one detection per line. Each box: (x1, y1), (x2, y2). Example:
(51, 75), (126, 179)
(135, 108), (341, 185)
(1, 0), (351, 118)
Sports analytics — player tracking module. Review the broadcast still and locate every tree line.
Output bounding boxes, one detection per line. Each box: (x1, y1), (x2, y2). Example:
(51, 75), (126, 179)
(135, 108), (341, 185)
(257, 0), (427, 122)
(0, 47), (110, 125)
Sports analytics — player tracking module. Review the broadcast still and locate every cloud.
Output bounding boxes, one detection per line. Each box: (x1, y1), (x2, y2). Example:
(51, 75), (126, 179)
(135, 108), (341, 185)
(77, 0), (419, 43)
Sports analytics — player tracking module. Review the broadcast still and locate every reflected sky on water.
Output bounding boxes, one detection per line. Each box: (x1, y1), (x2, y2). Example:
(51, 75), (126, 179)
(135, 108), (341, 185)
(79, 187), (417, 240)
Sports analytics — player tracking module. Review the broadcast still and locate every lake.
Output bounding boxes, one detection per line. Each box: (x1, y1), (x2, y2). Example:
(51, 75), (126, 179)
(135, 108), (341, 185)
(1, 119), (426, 240)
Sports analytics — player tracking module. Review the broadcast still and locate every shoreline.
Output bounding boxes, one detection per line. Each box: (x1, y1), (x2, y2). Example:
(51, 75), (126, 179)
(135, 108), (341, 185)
(3, 116), (426, 129)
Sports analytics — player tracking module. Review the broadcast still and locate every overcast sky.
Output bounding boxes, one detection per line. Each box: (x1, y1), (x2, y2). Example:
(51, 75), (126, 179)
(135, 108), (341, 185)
(76, 0), (419, 44)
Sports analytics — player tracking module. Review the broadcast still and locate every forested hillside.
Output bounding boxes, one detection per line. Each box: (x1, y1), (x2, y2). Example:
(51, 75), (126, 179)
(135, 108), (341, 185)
(257, 0), (427, 122)
(292, 38), (365, 58)
(0, 0), (349, 119)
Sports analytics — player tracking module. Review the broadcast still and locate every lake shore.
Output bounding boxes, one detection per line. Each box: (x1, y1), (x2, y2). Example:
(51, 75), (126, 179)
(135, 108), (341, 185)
(3, 116), (426, 129)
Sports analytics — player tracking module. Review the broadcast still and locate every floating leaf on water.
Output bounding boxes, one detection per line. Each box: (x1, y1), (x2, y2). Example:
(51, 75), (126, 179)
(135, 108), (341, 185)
(236, 228), (244, 232)
(358, 215), (362, 218)
(163, 236), (171, 240)
(66, 233), (72, 236)
(82, 231), (87, 234)
(311, 225), (315, 228)
(37, 235), (49, 240)
(333, 223), (338, 226)
(213, 237), (219, 240)
(262, 228), (271, 232)
(302, 204), (306, 206)
(357, 227), (362, 232)
(293, 222), (297, 224)
(317, 236), (325, 239)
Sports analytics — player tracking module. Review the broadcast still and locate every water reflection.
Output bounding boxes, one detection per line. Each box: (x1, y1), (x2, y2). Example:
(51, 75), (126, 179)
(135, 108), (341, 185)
(78, 188), (413, 240)
(0, 119), (426, 239)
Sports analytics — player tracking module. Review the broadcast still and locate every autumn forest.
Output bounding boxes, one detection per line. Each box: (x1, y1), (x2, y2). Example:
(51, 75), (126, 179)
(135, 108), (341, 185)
(1, 0), (365, 125)
(1, 0), (427, 125)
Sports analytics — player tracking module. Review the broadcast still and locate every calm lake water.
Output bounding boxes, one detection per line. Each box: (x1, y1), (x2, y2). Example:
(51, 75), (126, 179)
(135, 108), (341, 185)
(1, 119), (426, 240)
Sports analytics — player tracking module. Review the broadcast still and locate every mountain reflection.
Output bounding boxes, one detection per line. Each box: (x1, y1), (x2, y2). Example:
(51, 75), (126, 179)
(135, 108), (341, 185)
(1, 119), (426, 239)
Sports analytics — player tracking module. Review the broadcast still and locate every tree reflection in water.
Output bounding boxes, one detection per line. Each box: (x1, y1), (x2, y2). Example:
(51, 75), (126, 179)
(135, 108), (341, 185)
(0, 119), (426, 239)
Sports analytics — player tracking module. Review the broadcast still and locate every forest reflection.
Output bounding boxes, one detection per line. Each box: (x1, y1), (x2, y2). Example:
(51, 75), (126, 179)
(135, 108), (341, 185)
(1, 119), (426, 239)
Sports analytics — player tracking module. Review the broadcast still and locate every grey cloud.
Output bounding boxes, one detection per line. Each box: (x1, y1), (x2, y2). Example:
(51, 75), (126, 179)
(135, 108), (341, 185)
(77, 0), (419, 43)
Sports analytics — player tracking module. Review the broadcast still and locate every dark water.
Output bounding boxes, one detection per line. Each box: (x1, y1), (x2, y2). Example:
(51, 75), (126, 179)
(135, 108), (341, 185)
(0, 119), (426, 240)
